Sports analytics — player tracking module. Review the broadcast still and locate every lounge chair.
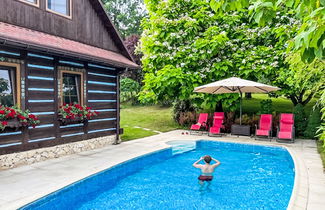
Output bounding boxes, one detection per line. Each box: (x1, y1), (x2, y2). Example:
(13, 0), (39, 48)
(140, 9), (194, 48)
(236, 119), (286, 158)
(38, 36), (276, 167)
(209, 112), (225, 136)
(190, 113), (208, 134)
(255, 114), (272, 140)
(276, 113), (295, 143)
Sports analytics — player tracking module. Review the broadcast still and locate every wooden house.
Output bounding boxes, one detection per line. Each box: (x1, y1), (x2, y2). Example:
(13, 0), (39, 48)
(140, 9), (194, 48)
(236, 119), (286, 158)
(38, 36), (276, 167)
(0, 0), (138, 155)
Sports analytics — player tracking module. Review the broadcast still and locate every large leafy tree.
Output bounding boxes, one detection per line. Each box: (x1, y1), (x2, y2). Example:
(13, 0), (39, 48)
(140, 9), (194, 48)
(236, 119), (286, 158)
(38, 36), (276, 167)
(102, 0), (147, 37)
(210, 0), (325, 63)
(140, 0), (296, 110)
(275, 53), (325, 106)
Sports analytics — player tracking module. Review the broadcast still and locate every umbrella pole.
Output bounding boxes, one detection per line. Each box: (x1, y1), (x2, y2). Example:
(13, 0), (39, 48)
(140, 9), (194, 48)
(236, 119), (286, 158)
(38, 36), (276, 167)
(239, 89), (243, 125)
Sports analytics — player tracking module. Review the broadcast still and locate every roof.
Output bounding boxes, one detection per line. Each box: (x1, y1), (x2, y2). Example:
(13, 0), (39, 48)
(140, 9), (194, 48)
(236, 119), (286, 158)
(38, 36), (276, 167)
(0, 22), (139, 69)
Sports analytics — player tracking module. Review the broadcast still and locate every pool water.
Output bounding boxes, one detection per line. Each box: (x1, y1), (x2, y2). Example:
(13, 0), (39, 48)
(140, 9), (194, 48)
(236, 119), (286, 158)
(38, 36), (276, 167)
(21, 140), (294, 210)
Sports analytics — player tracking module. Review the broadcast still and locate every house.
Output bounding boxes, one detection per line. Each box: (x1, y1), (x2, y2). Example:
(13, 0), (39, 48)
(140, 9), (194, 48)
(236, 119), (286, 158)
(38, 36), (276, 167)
(0, 0), (138, 155)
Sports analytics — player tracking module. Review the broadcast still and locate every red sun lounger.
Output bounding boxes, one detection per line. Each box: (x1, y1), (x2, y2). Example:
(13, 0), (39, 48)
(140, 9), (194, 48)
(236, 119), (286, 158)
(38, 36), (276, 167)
(209, 112), (225, 136)
(255, 114), (272, 140)
(190, 113), (208, 131)
(277, 113), (295, 143)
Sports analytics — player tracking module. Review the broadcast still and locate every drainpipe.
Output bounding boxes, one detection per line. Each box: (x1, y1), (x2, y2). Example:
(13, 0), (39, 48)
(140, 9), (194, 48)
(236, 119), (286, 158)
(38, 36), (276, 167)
(114, 68), (128, 145)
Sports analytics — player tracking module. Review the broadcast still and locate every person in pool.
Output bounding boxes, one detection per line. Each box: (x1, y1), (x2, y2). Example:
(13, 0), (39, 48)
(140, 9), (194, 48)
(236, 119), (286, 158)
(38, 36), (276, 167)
(193, 155), (221, 185)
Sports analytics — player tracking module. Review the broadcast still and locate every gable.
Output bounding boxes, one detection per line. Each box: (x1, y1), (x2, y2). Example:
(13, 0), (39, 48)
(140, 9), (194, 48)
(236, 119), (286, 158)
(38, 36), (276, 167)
(0, 0), (133, 61)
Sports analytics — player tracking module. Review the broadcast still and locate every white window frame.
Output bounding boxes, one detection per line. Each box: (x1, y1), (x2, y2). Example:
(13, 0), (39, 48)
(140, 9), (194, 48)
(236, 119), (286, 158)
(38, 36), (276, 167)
(18, 0), (39, 8)
(46, 0), (72, 19)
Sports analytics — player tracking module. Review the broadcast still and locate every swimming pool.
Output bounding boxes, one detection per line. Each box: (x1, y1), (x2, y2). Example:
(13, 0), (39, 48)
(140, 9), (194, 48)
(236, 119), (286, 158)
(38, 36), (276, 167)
(21, 140), (295, 209)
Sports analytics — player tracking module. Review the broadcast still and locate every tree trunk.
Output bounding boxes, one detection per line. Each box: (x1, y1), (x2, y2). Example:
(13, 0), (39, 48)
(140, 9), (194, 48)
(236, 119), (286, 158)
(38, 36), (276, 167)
(245, 93), (252, 99)
(289, 95), (298, 106)
(215, 101), (223, 112)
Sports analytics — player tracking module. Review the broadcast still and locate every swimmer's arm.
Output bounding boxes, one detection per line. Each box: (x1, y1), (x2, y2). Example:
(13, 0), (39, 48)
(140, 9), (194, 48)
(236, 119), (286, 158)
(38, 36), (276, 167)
(212, 158), (221, 167)
(192, 157), (203, 168)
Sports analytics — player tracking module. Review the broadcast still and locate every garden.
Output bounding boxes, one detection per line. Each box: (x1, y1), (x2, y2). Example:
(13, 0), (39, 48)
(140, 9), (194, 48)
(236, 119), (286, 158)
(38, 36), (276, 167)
(104, 0), (324, 164)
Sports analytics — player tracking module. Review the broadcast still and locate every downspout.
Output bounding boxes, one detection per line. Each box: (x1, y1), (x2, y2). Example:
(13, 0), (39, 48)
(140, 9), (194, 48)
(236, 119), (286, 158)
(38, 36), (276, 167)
(114, 68), (128, 145)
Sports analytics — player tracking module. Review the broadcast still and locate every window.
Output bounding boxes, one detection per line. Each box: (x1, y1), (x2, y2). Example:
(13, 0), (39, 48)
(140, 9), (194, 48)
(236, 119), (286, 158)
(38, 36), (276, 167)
(19, 0), (39, 7)
(61, 72), (83, 105)
(47, 0), (71, 18)
(0, 65), (19, 106)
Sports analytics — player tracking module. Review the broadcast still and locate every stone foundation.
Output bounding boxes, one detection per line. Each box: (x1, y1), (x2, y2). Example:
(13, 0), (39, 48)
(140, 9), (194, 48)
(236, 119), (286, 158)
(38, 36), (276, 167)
(0, 135), (116, 170)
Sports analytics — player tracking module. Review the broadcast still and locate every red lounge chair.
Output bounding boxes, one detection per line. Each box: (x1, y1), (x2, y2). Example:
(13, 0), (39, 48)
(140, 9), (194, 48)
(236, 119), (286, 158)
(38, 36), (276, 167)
(255, 114), (272, 140)
(190, 113), (208, 133)
(277, 113), (295, 142)
(209, 112), (225, 136)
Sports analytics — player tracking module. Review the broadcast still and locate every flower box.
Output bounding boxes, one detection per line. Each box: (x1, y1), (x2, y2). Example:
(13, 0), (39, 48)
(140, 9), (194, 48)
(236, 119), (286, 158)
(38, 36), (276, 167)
(58, 103), (98, 126)
(0, 106), (40, 131)
(58, 115), (87, 126)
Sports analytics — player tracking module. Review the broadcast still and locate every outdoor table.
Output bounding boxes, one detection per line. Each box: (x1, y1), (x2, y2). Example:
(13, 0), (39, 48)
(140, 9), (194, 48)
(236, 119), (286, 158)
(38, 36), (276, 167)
(231, 124), (251, 136)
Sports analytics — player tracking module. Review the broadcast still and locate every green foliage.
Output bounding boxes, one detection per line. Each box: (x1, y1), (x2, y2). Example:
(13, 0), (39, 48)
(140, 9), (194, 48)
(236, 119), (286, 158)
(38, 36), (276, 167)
(120, 78), (141, 104)
(0, 78), (9, 93)
(317, 88), (325, 147)
(304, 107), (322, 139)
(259, 99), (273, 114)
(210, 0), (325, 62)
(140, 0), (294, 110)
(102, 0), (147, 37)
(293, 103), (307, 137)
(172, 100), (197, 125)
(275, 53), (325, 105)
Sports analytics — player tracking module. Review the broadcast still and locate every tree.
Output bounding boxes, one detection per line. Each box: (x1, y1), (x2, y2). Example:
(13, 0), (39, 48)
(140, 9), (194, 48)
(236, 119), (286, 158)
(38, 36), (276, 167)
(210, 0), (325, 63)
(139, 0), (296, 110)
(275, 53), (325, 106)
(0, 78), (9, 94)
(102, 0), (147, 37)
(122, 35), (143, 83)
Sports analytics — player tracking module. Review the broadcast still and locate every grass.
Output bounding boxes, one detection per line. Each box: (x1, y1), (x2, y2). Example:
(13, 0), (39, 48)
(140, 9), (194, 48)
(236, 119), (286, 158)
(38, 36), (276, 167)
(120, 105), (181, 141)
(120, 94), (318, 141)
(316, 140), (325, 170)
(242, 94), (317, 115)
(121, 127), (158, 141)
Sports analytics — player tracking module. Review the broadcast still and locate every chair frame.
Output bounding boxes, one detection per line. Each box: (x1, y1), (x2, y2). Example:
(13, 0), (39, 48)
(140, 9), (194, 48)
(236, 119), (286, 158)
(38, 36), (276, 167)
(254, 114), (273, 141)
(276, 114), (295, 143)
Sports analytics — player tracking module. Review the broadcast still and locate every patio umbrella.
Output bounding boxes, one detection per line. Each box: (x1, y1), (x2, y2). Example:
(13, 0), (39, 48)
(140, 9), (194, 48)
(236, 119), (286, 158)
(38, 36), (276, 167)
(194, 77), (280, 125)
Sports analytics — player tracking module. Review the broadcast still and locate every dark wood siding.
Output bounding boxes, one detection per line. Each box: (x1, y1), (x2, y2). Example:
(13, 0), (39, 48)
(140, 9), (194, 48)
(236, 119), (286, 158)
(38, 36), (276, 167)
(0, 46), (120, 155)
(0, 0), (120, 53)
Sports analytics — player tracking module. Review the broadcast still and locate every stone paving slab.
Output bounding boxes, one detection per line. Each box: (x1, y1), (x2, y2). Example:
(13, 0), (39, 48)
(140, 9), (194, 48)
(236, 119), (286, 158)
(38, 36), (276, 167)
(0, 130), (324, 210)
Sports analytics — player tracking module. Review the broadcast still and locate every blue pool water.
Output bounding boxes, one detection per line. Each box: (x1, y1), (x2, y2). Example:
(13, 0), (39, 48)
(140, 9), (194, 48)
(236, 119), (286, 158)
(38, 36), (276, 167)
(21, 140), (295, 210)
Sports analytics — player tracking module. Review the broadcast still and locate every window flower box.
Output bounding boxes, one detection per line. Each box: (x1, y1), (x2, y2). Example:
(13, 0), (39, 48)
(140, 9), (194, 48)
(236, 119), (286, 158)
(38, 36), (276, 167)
(0, 106), (40, 131)
(58, 103), (98, 126)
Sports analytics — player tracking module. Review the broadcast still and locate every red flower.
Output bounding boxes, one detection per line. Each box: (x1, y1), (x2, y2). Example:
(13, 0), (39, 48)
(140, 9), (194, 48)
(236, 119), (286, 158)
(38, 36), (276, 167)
(1, 121), (8, 126)
(0, 110), (5, 115)
(18, 115), (26, 120)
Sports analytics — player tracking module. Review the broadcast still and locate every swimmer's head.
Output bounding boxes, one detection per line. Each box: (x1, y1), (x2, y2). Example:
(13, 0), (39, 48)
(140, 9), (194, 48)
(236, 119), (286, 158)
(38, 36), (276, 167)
(203, 155), (212, 163)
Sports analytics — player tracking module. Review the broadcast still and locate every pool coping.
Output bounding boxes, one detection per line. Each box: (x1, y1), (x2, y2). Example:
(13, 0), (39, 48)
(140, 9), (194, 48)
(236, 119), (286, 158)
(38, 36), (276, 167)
(0, 130), (323, 209)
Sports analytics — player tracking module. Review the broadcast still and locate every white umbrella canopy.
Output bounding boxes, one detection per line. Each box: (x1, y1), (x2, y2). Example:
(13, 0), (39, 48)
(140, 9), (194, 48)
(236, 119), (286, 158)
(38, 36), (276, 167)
(193, 77), (280, 125)
(194, 77), (280, 94)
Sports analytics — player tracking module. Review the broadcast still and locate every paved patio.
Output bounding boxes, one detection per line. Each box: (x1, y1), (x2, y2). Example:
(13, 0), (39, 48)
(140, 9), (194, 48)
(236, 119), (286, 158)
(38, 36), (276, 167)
(0, 130), (324, 209)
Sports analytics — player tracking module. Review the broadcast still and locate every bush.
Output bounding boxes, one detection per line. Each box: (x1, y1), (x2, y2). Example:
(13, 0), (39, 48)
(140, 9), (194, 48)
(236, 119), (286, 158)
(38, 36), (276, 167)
(293, 104), (307, 137)
(258, 99), (273, 114)
(304, 107), (321, 139)
(120, 78), (141, 104)
(173, 100), (197, 126)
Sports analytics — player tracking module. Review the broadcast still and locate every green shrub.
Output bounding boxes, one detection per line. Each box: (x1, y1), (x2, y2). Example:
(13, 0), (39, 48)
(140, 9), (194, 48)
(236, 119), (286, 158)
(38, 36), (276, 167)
(173, 100), (197, 126)
(120, 78), (141, 104)
(293, 104), (307, 137)
(258, 99), (273, 114)
(304, 107), (321, 139)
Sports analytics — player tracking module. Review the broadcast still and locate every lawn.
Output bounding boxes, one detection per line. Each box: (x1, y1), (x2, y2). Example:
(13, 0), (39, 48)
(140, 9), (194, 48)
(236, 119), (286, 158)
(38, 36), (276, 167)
(120, 94), (317, 141)
(120, 105), (181, 141)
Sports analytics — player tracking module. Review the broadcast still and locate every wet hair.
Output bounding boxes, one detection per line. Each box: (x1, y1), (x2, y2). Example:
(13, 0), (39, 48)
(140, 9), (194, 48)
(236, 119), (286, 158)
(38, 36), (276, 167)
(204, 155), (212, 163)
